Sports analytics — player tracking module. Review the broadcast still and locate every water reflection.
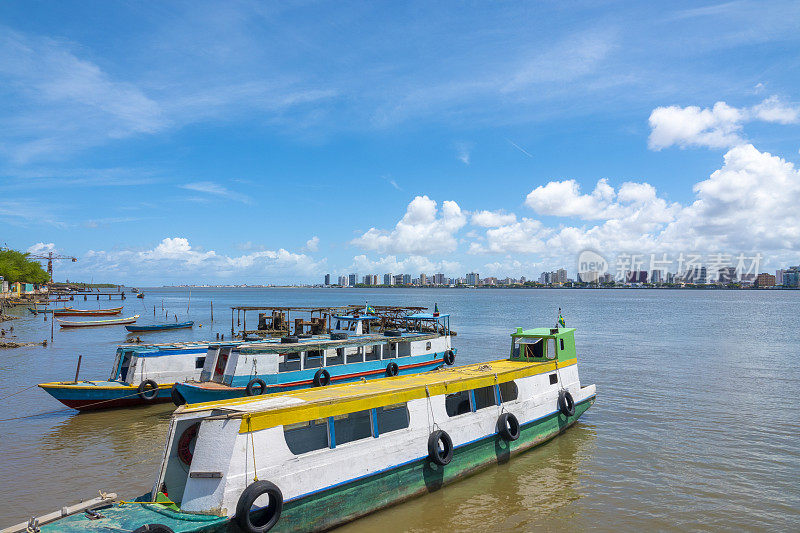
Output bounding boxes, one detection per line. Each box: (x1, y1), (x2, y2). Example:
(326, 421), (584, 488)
(340, 422), (597, 532)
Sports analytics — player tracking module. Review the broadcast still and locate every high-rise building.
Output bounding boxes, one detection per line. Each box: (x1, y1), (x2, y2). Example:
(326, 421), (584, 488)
(324, 274), (331, 285)
(349, 273), (357, 286)
(384, 273), (393, 285)
(362, 275), (371, 285)
(393, 274), (405, 285)
(403, 274), (411, 285)
(419, 273), (427, 285)
(338, 275), (348, 287)
(434, 273), (446, 285)
(782, 266), (800, 287)
(650, 270), (662, 284)
(775, 269), (784, 285)
(539, 272), (551, 284)
(556, 268), (568, 284)
(466, 272), (480, 286)
(755, 273), (776, 287)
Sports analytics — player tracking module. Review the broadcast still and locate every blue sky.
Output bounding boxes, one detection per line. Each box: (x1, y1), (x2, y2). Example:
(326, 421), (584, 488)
(2, 1), (800, 284)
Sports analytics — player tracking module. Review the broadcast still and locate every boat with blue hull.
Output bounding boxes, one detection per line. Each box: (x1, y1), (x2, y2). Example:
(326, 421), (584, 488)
(37, 340), (265, 411)
(126, 321), (195, 332)
(7, 325), (594, 533)
(172, 313), (455, 405)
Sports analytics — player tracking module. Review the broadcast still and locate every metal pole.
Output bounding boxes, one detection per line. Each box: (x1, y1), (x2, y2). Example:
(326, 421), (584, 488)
(211, 301), (213, 322)
(74, 355), (82, 383)
(51, 312), (54, 341)
(231, 308), (234, 335)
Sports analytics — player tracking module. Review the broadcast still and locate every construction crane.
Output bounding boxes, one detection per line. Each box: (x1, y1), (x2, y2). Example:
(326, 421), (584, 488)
(29, 251), (77, 283)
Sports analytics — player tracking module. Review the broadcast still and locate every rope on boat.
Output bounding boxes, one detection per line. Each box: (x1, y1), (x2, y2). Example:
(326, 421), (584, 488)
(0, 387), (161, 422)
(0, 383), (37, 401)
(248, 417), (259, 482)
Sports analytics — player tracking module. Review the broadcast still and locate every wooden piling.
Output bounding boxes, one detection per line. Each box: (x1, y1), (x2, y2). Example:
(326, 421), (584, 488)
(231, 308), (234, 335)
(211, 301), (213, 322)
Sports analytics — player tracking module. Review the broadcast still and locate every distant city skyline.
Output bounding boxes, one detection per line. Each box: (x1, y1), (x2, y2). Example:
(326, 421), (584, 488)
(2, 2), (800, 285)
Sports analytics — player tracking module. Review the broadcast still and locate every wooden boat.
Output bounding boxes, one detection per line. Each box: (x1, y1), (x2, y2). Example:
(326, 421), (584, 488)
(57, 315), (139, 328)
(28, 306), (73, 315)
(39, 339), (276, 411)
(19, 325), (595, 533)
(54, 306), (123, 317)
(125, 321), (195, 332)
(172, 312), (454, 405)
(137, 293), (145, 298)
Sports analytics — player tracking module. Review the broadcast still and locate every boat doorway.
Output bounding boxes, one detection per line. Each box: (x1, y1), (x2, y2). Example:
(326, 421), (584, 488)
(212, 347), (231, 383)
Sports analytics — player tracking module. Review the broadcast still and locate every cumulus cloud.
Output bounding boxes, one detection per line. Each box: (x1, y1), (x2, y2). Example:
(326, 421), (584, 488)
(455, 142), (472, 165)
(525, 178), (616, 219)
(648, 96), (800, 150)
(349, 254), (461, 276)
(305, 236), (320, 252)
(470, 210), (517, 227)
(80, 237), (322, 283)
(351, 195), (467, 254)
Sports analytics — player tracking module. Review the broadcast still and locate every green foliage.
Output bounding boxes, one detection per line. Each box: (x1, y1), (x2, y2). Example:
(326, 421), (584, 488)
(0, 250), (50, 284)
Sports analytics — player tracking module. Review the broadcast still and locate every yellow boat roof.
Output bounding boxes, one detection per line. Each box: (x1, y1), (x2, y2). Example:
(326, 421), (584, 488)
(177, 357), (577, 433)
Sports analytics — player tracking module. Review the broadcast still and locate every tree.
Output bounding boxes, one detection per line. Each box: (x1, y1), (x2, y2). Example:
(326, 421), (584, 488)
(0, 250), (50, 284)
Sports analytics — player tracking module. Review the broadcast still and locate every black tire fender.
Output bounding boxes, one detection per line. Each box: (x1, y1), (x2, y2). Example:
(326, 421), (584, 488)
(170, 383), (186, 406)
(137, 379), (159, 401)
(385, 362), (399, 377)
(384, 329), (402, 337)
(313, 368), (330, 387)
(280, 336), (299, 344)
(558, 390), (575, 417)
(443, 350), (456, 365)
(235, 480), (283, 533)
(330, 332), (348, 340)
(133, 525), (175, 533)
(427, 430), (453, 466)
(498, 412), (520, 441)
(246, 378), (267, 396)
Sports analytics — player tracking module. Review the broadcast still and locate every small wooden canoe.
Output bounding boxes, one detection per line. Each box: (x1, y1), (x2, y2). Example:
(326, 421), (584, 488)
(58, 315), (140, 328)
(29, 306), (74, 314)
(125, 321), (194, 332)
(54, 306), (123, 317)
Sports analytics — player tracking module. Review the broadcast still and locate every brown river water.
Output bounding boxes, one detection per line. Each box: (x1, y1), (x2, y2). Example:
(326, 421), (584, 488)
(0, 288), (798, 531)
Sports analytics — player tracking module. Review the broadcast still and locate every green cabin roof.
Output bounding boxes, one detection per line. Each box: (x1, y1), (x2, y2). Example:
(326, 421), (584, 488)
(511, 327), (575, 338)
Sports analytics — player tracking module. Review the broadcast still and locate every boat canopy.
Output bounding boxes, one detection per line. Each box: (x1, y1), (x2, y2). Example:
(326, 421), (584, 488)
(403, 313), (450, 320)
(331, 315), (381, 321)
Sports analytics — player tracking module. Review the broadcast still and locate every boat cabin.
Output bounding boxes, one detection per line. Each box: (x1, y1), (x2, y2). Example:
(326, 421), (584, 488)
(330, 315), (380, 336)
(509, 327), (576, 363)
(109, 343), (213, 385)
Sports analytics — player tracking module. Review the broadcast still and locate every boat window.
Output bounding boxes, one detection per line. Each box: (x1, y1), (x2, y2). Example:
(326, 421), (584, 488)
(335, 320), (341, 330)
(560, 339), (565, 351)
(512, 339), (520, 358)
(473, 385), (496, 410)
(546, 338), (556, 360)
(279, 352), (302, 372)
(498, 381), (518, 403)
(383, 343), (397, 359)
(195, 357), (205, 369)
(304, 350), (323, 369)
(346, 346), (363, 364)
(426, 341), (431, 351)
(326, 348), (344, 366)
(284, 418), (329, 455)
(524, 339), (544, 358)
(549, 373), (558, 385)
(445, 390), (472, 417)
(376, 403), (410, 434)
(364, 344), (380, 361)
(333, 410), (372, 445)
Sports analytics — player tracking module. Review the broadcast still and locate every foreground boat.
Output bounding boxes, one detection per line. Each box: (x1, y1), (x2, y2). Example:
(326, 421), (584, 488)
(57, 314), (139, 328)
(54, 306), (123, 317)
(126, 321), (194, 332)
(172, 312), (455, 405)
(12, 325), (594, 533)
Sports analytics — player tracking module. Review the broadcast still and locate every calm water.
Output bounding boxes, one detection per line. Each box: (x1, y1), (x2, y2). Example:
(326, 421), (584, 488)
(0, 288), (798, 531)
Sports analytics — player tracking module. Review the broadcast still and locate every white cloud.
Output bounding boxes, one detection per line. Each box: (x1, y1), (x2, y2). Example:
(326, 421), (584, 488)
(525, 178), (616, 219)
(180, 181), (252, 204)
(349, 254), (461, 276)
(305, 236), (320, 252)
(468, 218), (552, 254)
(455, 142), (472, 165)
(470, 210), (517, 227)
(79, 237), (323, 283)
(751, 95), (800, 124)
(351, 195), (467, 255)
(27, 242), (56, 254)
(648, 97), (800, 150)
